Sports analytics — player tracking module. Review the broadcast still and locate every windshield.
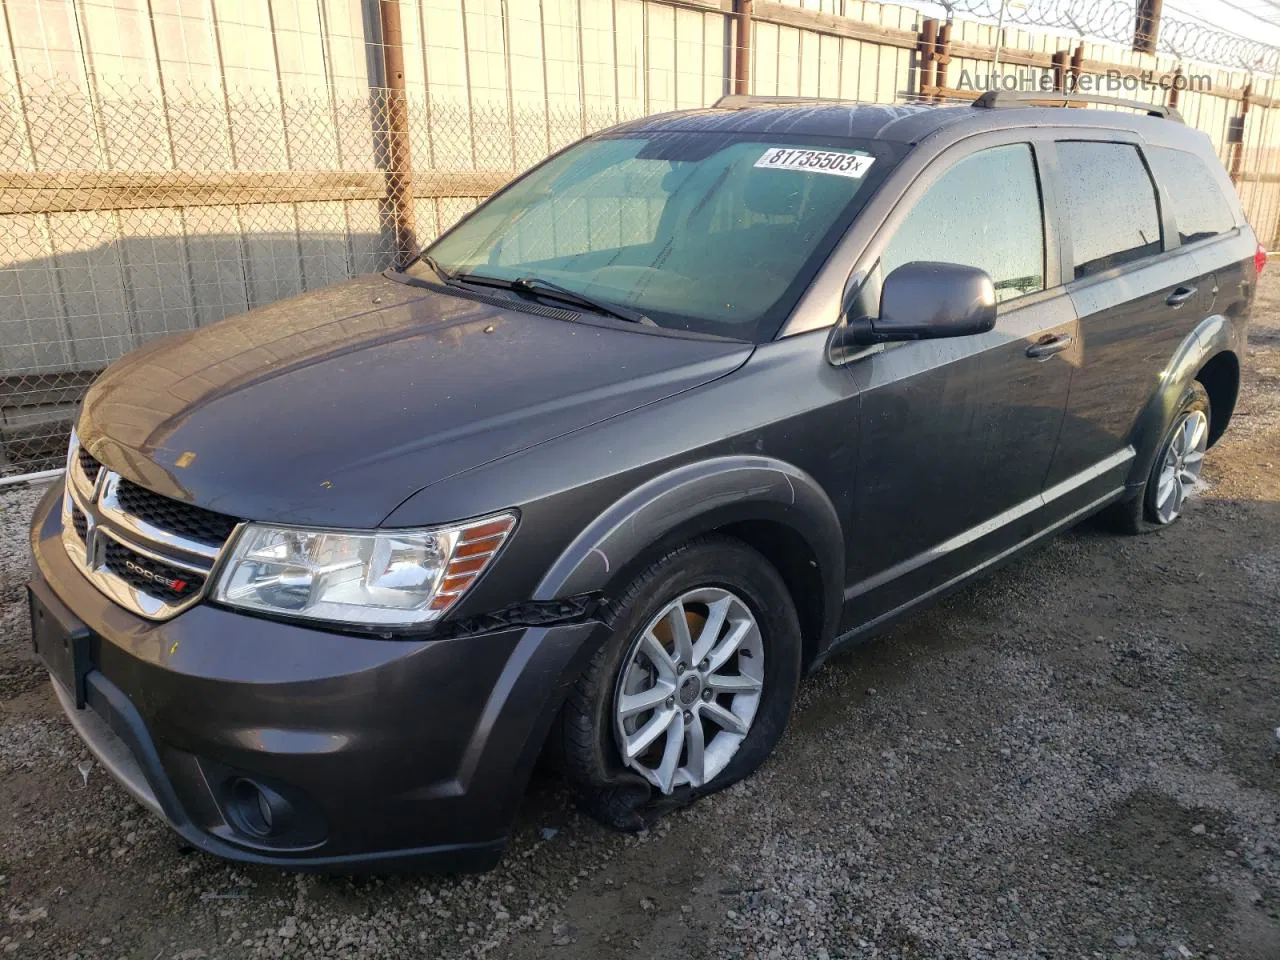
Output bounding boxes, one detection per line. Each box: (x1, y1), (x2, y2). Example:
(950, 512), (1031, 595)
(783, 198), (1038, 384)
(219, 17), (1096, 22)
(415, 131), (904, 341)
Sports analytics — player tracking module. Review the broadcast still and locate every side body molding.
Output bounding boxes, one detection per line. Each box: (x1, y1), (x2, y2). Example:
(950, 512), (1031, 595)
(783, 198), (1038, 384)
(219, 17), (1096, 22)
(532, 456), (846, 645)
(1124, 314), (1241, 489)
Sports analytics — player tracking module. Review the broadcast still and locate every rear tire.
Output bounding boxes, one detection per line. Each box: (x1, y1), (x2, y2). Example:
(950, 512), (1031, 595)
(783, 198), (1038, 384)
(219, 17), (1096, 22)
(1109, 381), (1210, 535)
(552, 537), (802, 831)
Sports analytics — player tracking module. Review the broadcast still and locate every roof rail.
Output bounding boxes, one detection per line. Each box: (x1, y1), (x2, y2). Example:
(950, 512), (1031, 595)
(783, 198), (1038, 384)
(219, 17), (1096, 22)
(973, 90), (1183, 123)
(713, 94), (856, 109)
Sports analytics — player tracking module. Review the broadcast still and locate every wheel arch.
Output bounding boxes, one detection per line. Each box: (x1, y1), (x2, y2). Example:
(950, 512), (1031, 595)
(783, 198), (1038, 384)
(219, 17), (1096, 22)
(1125, 315), (1241, 488)
(1194, 349), (1239, 447)
(532, 456), (845, 669)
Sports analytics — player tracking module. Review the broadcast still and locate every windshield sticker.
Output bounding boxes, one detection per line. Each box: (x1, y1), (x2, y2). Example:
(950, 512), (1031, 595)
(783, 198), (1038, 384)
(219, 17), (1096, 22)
(754, 148), (876, 179)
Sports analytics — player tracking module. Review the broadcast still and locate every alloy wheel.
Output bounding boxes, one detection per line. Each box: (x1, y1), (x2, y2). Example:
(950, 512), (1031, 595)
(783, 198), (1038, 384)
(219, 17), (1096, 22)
(1153, 409), (1209, 524)
(612, 587), (765, 794)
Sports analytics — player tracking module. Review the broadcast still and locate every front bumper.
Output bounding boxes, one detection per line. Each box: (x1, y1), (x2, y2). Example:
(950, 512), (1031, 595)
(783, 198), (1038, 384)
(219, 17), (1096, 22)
(29, 482), (603, 871)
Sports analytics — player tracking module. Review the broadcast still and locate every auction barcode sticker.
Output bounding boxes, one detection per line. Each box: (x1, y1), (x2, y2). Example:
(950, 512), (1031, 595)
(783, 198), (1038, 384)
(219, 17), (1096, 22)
(754, 147), (876, 179)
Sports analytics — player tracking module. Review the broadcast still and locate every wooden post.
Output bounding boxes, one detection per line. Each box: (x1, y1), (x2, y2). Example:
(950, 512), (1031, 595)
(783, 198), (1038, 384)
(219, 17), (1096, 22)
(934, 21), (952, 102)
(734, 0), (753, 96)
(380, 0), (418, 268)
(1069, 43), (1084, 93)
(918, 18), (938, 101)
(1133, 0), (1163, 55)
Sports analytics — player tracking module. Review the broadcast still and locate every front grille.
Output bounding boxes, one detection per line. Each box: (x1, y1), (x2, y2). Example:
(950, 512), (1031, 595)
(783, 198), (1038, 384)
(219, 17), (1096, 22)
(115, 478), (238, 548)
(65, 437), (234, 620)
(71, 506), (87, 542)
(77, 447), (101, 485)
(101, 539), (205, 604)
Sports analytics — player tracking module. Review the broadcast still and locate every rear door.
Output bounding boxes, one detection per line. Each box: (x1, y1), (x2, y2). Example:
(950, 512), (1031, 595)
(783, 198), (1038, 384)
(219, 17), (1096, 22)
(1144, 142), (1255, 387)
(1042, 137), (1218, 515)
(844, 137), (1076, 625)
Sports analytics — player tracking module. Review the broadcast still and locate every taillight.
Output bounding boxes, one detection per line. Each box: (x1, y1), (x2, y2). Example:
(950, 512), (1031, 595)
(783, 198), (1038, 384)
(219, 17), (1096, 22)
(1255, 242), (1268, 275)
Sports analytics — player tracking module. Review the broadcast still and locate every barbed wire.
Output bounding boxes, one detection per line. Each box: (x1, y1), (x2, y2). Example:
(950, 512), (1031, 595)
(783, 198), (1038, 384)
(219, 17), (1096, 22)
(945, 0), (1280, 72)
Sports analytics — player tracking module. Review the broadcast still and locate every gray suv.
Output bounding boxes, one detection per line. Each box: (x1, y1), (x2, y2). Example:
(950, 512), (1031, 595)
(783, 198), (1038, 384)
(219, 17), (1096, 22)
(27, 92), (1259, 871)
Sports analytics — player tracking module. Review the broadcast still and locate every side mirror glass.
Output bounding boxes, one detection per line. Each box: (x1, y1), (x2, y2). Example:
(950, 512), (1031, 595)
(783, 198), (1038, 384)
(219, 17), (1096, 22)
(832, 261), (997, 359)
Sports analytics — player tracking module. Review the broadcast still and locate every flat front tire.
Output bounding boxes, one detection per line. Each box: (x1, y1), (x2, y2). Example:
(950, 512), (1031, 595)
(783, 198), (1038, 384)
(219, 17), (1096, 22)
(551, 537), (802, 830)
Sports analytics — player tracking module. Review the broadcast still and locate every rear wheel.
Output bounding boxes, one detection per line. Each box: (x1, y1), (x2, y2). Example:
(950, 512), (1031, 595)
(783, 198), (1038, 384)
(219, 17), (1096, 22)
(553, 537), (801, 830)
(1110, 381), (1210, 534)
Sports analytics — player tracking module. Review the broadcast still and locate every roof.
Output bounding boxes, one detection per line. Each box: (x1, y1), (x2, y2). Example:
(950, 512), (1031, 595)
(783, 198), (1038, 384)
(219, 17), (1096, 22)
(610, 101), (967, 143)
(605, 97), (1212, 152)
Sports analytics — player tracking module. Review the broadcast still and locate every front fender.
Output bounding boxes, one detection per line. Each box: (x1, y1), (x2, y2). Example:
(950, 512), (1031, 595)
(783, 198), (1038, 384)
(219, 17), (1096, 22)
(1125, 314), (1240, 488)
(532, 455), (845, 643)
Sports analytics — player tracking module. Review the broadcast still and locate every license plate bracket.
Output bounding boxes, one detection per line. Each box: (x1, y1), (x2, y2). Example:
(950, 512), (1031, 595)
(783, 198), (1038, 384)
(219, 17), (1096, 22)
(28, 582), (92, 708)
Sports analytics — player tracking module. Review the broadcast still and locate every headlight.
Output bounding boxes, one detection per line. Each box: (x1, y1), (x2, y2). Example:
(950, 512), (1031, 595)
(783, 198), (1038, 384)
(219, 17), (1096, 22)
(212, 513), (516, 627)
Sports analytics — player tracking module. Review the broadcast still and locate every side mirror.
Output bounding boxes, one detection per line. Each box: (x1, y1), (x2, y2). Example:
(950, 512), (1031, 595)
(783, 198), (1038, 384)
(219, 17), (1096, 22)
(835, 261), (997, 353)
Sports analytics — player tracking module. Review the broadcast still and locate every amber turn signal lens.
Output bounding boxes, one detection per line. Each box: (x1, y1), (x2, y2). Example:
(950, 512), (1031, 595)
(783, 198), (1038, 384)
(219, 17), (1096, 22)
(428, 514), (517, 615)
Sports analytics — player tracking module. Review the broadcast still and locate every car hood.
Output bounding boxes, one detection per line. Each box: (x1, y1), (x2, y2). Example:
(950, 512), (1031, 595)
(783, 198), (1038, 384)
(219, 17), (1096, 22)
(78, 274), (752, 528)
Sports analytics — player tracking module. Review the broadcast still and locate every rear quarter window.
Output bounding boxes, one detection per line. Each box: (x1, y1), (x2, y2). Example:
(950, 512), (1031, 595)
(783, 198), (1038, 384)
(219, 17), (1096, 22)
(1144, 145), (1236, 244)
(1056, 141), (1162, 279)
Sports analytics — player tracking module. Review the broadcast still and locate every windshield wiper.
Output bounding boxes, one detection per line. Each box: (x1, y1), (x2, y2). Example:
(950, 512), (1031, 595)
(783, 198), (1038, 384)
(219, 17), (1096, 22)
(512, 276), (655, 326)
(418, 254), (467, 288)
(453, 272), (654, 326)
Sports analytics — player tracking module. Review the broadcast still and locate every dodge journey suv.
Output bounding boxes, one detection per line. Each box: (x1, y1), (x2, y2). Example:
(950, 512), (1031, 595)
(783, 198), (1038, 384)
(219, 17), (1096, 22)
(28, 91), (1258, 871)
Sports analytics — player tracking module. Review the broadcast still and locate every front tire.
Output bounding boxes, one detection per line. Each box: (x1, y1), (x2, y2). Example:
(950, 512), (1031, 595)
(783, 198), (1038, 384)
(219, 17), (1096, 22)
(1110, 381), (1211, 534)
(552, 537), (802, 830)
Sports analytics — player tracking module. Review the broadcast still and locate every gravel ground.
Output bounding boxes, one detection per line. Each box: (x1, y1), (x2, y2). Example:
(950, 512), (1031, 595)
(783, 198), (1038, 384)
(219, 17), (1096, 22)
(1, 277), (1278, 960)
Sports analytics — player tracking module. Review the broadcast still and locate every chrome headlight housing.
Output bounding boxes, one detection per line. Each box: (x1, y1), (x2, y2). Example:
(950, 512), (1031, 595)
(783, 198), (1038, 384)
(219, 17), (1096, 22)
(212, 513), (516, 627)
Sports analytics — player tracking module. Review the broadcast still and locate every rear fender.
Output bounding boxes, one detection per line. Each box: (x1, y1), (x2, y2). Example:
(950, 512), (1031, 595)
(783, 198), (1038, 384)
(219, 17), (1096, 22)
(1124, 315), (1239, 490)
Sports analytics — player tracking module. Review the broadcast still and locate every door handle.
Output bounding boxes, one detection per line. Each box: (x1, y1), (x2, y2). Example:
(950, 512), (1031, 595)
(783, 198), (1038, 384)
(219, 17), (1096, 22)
(1166, 285), (1197, 307)
(1026, 333), (1073, 360)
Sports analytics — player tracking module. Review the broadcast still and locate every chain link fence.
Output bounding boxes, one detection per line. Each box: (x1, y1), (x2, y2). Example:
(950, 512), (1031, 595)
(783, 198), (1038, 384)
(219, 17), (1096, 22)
(3, 0), (1280, 477)
(0, 72), (611, 474)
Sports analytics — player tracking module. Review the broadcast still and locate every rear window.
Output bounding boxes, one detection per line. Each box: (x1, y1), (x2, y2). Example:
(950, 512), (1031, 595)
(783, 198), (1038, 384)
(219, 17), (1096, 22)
(1056, 141), (1163, 279)
(1144, 146), (1236, 244)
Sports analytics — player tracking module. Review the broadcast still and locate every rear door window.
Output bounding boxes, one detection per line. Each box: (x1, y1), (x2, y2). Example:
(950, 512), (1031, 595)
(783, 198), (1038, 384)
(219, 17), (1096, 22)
(881, 143), (1045, 302)
(1144, 146), (1236, 244)
(1056, 141), (1162, 279)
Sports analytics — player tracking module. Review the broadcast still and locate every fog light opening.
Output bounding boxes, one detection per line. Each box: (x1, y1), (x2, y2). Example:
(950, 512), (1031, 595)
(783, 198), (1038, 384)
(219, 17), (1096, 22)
(256, 788), (273, 830)
(228, 778), (292, 839)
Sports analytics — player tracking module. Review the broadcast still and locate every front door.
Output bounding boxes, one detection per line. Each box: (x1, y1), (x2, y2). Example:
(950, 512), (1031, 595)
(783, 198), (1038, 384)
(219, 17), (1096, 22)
(842, 140), (1076, 627)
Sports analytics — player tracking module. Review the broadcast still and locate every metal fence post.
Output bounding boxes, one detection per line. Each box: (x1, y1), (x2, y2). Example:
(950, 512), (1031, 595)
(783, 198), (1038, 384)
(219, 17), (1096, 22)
(1133, 0), (1163, 55)
(934, 21), (952, 102)
(1168, 65), (1183, 112)
(734, 1), (753, 96)
(918, 18), (938, 100)
(1051, 49), (1068, 93)
(1230, 82), (1252, 186)
(1070, 43), (1084, 92)
(992, 1), (1008, 80)
(380, 0), (418, 269)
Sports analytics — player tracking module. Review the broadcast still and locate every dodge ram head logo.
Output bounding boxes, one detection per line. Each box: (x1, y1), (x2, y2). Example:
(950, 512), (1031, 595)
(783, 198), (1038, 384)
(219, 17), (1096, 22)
(123, 558), (189, 593)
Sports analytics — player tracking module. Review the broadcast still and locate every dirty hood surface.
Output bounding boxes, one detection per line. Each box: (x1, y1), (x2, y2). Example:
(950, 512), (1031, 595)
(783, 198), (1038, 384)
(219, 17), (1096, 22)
(78, 274), (752, 528)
